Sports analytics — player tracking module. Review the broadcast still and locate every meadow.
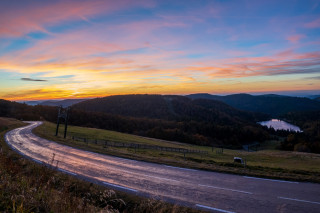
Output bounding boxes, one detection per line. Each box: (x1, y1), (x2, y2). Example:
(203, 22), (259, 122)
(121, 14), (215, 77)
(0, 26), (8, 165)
(34, 121), (320, 183)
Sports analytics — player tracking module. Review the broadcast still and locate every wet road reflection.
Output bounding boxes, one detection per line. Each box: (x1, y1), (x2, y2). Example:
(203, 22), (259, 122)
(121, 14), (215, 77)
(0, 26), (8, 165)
(5, 121), (320, 213)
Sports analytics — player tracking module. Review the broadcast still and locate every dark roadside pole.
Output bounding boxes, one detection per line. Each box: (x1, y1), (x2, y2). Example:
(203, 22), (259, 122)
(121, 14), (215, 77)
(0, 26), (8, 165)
(55, 106), (70, 138)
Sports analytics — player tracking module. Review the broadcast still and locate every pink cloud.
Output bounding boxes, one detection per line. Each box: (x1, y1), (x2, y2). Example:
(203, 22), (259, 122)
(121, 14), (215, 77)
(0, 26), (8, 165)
(0, 0), (155, 37)
(286, 34), (305, 44)
(305, 17), (320, 28)
(186, 50), (320, 78)
(0, 18), (190, 73)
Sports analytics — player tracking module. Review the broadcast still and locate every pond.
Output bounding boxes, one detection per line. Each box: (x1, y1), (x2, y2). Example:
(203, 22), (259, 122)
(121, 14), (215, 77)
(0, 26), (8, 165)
(258, 119), (302, 132)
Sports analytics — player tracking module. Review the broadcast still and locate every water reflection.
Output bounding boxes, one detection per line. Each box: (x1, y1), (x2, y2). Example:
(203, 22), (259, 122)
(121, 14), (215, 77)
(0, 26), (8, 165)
(259, 119), (302, 132)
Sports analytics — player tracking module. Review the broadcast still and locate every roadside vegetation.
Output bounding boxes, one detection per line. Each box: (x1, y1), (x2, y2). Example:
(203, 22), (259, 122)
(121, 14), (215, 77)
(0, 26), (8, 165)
(34, 121), (320, 183)
(280, 110), (320, 153)
(0, 117), (200, 213)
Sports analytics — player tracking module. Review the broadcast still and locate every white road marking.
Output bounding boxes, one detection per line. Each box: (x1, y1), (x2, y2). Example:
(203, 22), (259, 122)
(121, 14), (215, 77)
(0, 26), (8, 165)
(243, 176), (299, 184)
(196, 204), (236, 213)
(58, 168), (77, 176)
(278, 197), (320, 205)
(103, 182), (138, 192)
(164, 165), (197, 172)
(143, 174), (180, 182)
(199, 184), (253, 195)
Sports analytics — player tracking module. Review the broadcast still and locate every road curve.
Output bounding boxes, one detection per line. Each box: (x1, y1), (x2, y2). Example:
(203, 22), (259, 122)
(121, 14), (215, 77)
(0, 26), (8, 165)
(4, 121), (320, 213)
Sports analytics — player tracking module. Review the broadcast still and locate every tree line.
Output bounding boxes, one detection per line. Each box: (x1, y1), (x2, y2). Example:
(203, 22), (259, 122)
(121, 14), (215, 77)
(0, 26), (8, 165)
(0, 99), (269, 148)
(3, 96), (318, 153)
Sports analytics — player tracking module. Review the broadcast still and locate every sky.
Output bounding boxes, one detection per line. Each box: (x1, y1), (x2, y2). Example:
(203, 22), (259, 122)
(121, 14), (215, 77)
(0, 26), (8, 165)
(0, 0), (320, 101)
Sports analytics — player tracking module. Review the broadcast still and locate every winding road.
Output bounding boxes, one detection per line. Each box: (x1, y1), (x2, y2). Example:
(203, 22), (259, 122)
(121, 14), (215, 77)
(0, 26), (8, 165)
(5, 121), (320, 213)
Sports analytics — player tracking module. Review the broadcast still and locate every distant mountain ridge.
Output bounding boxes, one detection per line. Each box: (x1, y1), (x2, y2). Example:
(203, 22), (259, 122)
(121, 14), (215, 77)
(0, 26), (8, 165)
(308, 95), (320, 99)
(40, 99), (87, 107)
(20, 100), (42, 106)
(186, 93), (320, 116)
(23, 99), (88, 107)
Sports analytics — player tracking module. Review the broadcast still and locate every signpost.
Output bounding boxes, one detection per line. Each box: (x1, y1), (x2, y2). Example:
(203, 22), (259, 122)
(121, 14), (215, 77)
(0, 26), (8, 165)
(55, 106), (70, 138)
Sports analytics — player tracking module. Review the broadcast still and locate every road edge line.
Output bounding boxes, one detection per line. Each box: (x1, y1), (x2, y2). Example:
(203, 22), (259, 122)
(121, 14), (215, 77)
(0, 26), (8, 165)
(278, 196), (320, 205)
(103, 182), (138, 193)
(196, 204), (236, 213)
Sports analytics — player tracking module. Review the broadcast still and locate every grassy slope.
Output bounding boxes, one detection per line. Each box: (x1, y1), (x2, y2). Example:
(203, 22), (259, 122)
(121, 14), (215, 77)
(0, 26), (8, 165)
(34, 121), (320, 183)
(0, 117), (199, 213)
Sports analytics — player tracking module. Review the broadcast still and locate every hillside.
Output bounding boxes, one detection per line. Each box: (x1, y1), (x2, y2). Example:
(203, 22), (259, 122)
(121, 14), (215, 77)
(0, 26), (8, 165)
(187, 93), (320, 116)
(70, 95), (270, 147)
(72, 94), (268, 123)
(1, 98), (269, 147)
(279, 110), (320, 153)
(0, 99), (58, 121)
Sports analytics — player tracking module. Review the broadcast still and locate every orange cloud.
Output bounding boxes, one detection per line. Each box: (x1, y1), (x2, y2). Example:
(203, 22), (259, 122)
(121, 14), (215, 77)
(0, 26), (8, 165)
(2, 88), (74, 101)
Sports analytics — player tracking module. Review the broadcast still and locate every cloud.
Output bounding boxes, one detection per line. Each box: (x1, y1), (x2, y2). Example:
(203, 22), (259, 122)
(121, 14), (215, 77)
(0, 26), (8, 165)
(304, 76), (320, 80)
(0, 0), (156, 38)
(1, 88), (71, 100)
(305, 17), (320, 28)
(1, 1), (320, 100)
(21, 78), (47, 82)
(187, 50), (320, 78)
(286, 34), (305, 44)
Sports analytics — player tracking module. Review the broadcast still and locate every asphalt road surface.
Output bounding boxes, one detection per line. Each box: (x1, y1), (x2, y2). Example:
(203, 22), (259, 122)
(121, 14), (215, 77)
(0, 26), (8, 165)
(5, 121), (320, 213)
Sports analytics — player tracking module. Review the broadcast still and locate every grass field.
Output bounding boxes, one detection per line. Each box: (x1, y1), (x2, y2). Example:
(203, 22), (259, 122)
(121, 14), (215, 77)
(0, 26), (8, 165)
(34, 121), (320, 183)
(0, 117), (200, 212)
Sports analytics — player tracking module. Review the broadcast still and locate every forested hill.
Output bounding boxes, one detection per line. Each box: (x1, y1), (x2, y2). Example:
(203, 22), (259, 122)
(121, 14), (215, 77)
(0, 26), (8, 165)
(70, 95), (270, 147)
(187, 93), (320, 116)
(72, 94), (268, 124)
(1, 97), (270, 147)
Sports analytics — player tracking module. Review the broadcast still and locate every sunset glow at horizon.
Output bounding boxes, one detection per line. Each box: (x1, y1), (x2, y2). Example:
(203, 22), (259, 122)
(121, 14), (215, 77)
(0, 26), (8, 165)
(1, 0), (320, 101)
